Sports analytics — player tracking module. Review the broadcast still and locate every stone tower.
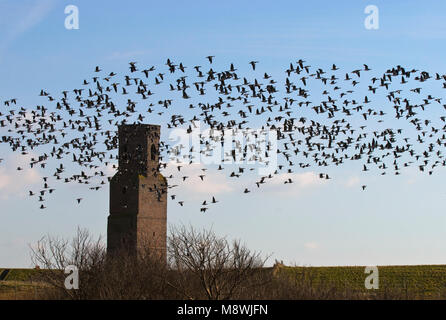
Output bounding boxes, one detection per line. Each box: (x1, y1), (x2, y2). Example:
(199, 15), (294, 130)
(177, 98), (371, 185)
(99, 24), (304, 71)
(107, 124), (167, 261)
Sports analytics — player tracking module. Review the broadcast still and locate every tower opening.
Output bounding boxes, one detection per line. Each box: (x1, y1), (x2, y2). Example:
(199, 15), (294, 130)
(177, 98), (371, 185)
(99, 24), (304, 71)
(151, 144), (156, 161)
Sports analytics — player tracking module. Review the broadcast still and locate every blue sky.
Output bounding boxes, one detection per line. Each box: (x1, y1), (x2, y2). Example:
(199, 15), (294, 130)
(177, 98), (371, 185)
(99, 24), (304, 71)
(2, 0), (446, 267)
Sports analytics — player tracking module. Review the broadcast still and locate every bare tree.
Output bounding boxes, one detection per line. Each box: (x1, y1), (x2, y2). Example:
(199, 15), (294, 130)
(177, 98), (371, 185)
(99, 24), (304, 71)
(30, 225), (271, 300)
(167, 224), (268, 300)
(29, 227), (105, 299)
(29, 226), (415, 300)
(29, 227), (174, 299)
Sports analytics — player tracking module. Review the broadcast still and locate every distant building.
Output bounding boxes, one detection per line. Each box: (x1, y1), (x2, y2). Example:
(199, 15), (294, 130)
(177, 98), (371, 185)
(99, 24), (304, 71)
(107, 124), (167, 261)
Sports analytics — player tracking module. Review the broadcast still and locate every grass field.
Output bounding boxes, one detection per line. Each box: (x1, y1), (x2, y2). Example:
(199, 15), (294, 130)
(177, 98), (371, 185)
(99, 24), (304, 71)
(1, 265), (446, 299)
(277, 265), (446, 299)
(0, 268), (41, 281)
(0, 268), (49, 299)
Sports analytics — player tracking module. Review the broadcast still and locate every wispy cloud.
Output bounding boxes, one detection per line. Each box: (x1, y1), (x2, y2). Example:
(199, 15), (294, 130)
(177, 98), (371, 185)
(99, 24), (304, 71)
(0, 153), (41, 199)
(304, 242), (319, 250)
(261, 171), (327, 196)
(344, 175), (360, 188)
(164, 163), (234, 198)
(0, 0), (55, 55)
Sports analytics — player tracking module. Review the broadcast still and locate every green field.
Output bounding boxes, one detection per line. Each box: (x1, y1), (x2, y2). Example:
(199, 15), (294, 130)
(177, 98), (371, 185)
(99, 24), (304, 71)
(0, 268), (41, 281)
(0, 269), (48, 300)
(276, 265), (446, 299)
(2, 265), (446, 299)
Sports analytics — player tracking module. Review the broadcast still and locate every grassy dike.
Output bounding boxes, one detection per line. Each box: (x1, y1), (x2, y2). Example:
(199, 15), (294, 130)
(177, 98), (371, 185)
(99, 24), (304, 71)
(1, 265), (446, 299)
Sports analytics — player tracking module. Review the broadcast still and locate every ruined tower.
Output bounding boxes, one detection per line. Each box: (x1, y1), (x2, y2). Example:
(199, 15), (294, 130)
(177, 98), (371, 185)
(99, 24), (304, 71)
(107, 124), (167, 260)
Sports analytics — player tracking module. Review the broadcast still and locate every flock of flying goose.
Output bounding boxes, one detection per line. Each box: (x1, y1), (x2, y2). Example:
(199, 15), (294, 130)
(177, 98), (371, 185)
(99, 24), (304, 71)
(1, 56), (445, 212)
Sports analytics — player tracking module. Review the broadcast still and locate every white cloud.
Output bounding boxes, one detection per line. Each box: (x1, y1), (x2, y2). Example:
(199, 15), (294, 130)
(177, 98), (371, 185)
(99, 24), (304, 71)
(104, 163), (117, 177)
(0, 237), (27, 248)
(14, 1), (54, 37)
(269, 171), (324, 186)
(188, 172), (234, 195)
(304, 242), (319, 250)
(261, 171), (327, 196)
(0, 153), (41, 199)
(162, 166), (329, 200)
(0, 0), (55, 53)
(345, 176), (360, 188)
(163, 163), (234, 198)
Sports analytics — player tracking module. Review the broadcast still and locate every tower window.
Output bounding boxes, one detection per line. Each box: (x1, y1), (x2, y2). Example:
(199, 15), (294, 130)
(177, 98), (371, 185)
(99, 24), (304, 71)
(151, 144), (156, 161)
